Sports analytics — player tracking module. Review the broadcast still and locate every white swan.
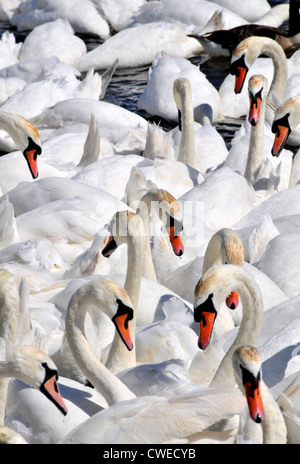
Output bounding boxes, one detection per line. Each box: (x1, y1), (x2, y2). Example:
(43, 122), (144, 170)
(271, 95), (300, 157)
(10, 0), (110, 39)
(219, 36), (300, 122)
(137, 54), (220, 125)
(229, 36), (300, 126)
(232, 345), (287, 444)
(224, 74), (293, 193)
(0, 111), (42, 180)
(0, 269), (68, 432)
(172, 77), (228, 174)
(65, 276), (136, 406)
(193, 264), (264, 388)
(60, 275), (245, 444)
(74, 22), (202, 71)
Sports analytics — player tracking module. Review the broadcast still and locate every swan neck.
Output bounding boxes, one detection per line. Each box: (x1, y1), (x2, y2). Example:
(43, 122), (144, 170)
(245, 97), (267, 180)
(262, 41), (287, 124)
(66, 288), (135, 406)
(177, 86), (199, 171)
(210, 270), (263, 388)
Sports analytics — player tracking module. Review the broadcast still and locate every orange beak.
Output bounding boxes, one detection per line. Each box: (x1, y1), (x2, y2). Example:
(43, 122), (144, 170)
(42, 374), (68, 416)
(226, 291), (239, 309)
(113, 313), (133, 351)
(249, 96), (262, 126)
(167, 226), (184, 257)
(244, 379), (265, 423)
(234, 67), (247, 94)
(23, 148), (39, 179)
(272, 125), (290, 157)
(198, 311), (216, 350)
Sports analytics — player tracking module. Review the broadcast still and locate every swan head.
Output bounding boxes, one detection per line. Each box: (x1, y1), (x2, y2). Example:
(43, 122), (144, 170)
(248, 75), (268, 126)
(217, 228), (244, 310)
(12, 115), (42, 179)
(5, 345), (68, 416)
(139, 188), (184, 257)
(231, 36), (273, 95)
(271, 96), (300, 157)
(232, 346), (265, 424)
(102, 210), (145, 257)
(194, 264), (242, 350)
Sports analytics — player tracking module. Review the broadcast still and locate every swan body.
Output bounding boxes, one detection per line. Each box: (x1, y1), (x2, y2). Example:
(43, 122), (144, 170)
(137, 54), (220, 125)
(18, 19), (87, 66)
(10, 0), (110, 39)
(74, 22), (202, 72)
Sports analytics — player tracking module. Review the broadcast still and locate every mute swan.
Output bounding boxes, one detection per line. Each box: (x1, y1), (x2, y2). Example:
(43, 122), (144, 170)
(172, 77), (228, 174)
(10, 0), (110, 39)
(130, 0), (287, 33)
(271, 95), (300, 156)
(137, 55), (220, 126)
(232, 346), (287, 444)
(18, 19), (87, 66)
(191, 3), (300, 58)
(230, 36), (300, 127)
(101, 190), (185, 372)
(0, 343), (68, 419)
(0, 268), (67, 436)
(194, 264), (263, 388)
(224, 74), (293, 193)
(65, 277), (136, 406)
(74, 22), (202, 72)
(60, 274), (245, 444)
(0, 111), (42, 180)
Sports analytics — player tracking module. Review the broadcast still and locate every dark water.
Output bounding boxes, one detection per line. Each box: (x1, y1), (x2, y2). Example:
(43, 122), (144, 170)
(0, 0), (289, 149)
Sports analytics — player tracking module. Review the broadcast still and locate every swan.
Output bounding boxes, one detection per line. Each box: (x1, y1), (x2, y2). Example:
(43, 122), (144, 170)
(218, 36), (300, 122)
(137, 54), (220, 126)
(130, 0), (288, 33)
(10, 0), (110, 39)
(0, 111), (42, 180)
(172, 77), (228, 174)
(74, 22), (202, 72)
(229, 36), (300, 127)
(101, 190), (185, 372)
(232, 345), (287, 444)
(193, 264), (264, 388)
(18, 19), (87, 66)
(271, 95), (300, 156)
(65, 276), (136, 406)
(224, 74), (293, 193)
(0, 269), (68, 434)
(0, 343), (68, 420)
(190, 0), (299, 58)
(60, 276), (245, 444)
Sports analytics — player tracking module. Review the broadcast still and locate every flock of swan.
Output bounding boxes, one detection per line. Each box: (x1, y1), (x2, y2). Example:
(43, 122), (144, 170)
(0, 0), (300, 445)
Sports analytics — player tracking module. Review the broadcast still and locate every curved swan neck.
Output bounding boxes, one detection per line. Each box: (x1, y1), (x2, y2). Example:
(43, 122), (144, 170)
(210, 268), (263, 388)
(65, 284), (136, 406)
(174, 79), (200, 171)
(259, 40), (287, 124)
